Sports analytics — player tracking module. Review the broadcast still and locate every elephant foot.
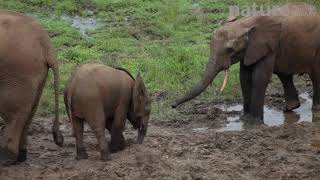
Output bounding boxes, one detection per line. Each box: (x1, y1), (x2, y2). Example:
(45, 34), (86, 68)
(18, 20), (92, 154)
(53, 130), (64, 147)
(239, 113), (250, 121)
(240, 114), (264, 125)
(17, 149), (27, 162)
(76, 148), (88, 160)
(109, 139), (125, 153)
(100, 150), (111, 161)
(0, 147), (17, 166)
(283, 100), (300, 112)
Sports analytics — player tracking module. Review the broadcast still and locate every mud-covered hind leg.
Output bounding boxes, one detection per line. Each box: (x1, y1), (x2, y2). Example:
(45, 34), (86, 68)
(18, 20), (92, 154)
(86, 108), (111, 161)
(18, 77), (47, 163)
(0, 110), (30, 165)
(18, 106), (36, 162)
(72, 116), (88, 160)
(0, 147), (17, 166)
(0, 117), (13, 165)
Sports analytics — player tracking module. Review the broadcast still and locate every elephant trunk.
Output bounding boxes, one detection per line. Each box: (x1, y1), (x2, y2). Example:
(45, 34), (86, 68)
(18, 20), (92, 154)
(137, 124), (148, 144)
(171, 60), (222, 108)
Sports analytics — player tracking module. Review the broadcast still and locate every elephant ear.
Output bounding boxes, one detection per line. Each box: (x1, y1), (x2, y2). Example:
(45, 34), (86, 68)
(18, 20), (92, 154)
(132, 73), (147, 113)
(244, 16), (282, 66)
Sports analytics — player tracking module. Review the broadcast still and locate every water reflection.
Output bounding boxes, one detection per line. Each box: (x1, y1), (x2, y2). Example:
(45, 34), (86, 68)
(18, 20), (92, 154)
(218, 93), (319, 132)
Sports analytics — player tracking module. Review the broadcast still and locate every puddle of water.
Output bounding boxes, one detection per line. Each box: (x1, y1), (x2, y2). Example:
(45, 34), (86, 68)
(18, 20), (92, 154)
(218, 93), (314, 132)
(61, 15), (106, 36)
(216, 104), (243, 112)
(192, 127), (209, 133)
(295, 93), (313, 122)
(217, 117), (243, 132)
(29, 13), (106, 36)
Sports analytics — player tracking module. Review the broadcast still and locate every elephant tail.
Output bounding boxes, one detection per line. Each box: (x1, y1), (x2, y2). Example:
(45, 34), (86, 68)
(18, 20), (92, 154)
(44, 38), (64, 147)
(64, 67), (78, 122)
(63, 78), (72, 122)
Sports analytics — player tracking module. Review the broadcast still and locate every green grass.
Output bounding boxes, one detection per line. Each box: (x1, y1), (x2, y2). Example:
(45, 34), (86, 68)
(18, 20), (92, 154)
(0, 0), (319, 116)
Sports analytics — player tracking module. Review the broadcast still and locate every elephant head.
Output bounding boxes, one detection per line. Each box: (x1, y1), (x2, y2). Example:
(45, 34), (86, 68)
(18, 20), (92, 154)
(171, 16), (281, 108)
(131, 73), (152, 144)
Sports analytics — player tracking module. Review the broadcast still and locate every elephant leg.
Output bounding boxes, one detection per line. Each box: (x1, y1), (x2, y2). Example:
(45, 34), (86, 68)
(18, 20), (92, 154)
(310, 71), (320, 111)
(17, 122), (31, 162)
(0, 111), (29, 166)
(94, 128), (110, 161)
(276, 73), (300, 111)
(86, 109), (110, 161)
(105, 117), (113, 134)
(248, 54), (275, 123)
(110, 109), (126, 153)
(72, 116), (88, 160)
(18, 78), (47, 162)
(240, 61), (252, 118)
(18, 101), (39, 162)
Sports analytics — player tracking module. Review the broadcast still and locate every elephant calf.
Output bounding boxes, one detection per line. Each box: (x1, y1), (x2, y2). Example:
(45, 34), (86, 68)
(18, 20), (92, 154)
(64, 64), (151, 160)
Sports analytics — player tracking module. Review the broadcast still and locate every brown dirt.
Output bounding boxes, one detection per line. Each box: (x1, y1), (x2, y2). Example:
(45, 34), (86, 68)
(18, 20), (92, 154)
(1, 75), (320, 180)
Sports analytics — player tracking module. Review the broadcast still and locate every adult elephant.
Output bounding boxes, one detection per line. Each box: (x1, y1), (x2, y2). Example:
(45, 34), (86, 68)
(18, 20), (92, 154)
(0, 10), (64, 165)
(171, 3), (319, 123)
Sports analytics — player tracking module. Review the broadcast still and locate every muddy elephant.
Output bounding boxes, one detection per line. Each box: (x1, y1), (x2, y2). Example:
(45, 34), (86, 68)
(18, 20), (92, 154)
(171, 3), (320, 123)
(64, 64), (151, 160)
(0, 10), (64, 165)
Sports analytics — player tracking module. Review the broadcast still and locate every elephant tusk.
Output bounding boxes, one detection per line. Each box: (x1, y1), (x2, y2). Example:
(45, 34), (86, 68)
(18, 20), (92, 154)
(220, 70), (229, 93)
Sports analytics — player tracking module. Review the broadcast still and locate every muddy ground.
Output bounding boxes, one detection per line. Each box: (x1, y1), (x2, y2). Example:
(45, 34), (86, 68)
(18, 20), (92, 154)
(1, 75), (320, 180)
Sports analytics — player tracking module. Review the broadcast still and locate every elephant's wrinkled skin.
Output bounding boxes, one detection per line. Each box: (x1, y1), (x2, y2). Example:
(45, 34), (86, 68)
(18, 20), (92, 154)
(172, 3), (319, 124)
(64, 64), (151, 160)
(0, 10), (63, 165)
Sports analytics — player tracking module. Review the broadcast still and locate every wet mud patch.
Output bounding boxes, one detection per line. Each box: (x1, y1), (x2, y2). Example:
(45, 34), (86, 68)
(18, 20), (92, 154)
(1, 75), (320, 179)
(1, 116), (320, 179)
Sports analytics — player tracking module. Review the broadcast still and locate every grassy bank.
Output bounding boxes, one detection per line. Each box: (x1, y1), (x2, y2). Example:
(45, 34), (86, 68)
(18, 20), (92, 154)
(0, 0), (319, 116)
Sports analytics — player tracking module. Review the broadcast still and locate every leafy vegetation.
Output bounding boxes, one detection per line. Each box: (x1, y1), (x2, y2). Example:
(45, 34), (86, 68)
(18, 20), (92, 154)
(0, 0), (319, 115)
